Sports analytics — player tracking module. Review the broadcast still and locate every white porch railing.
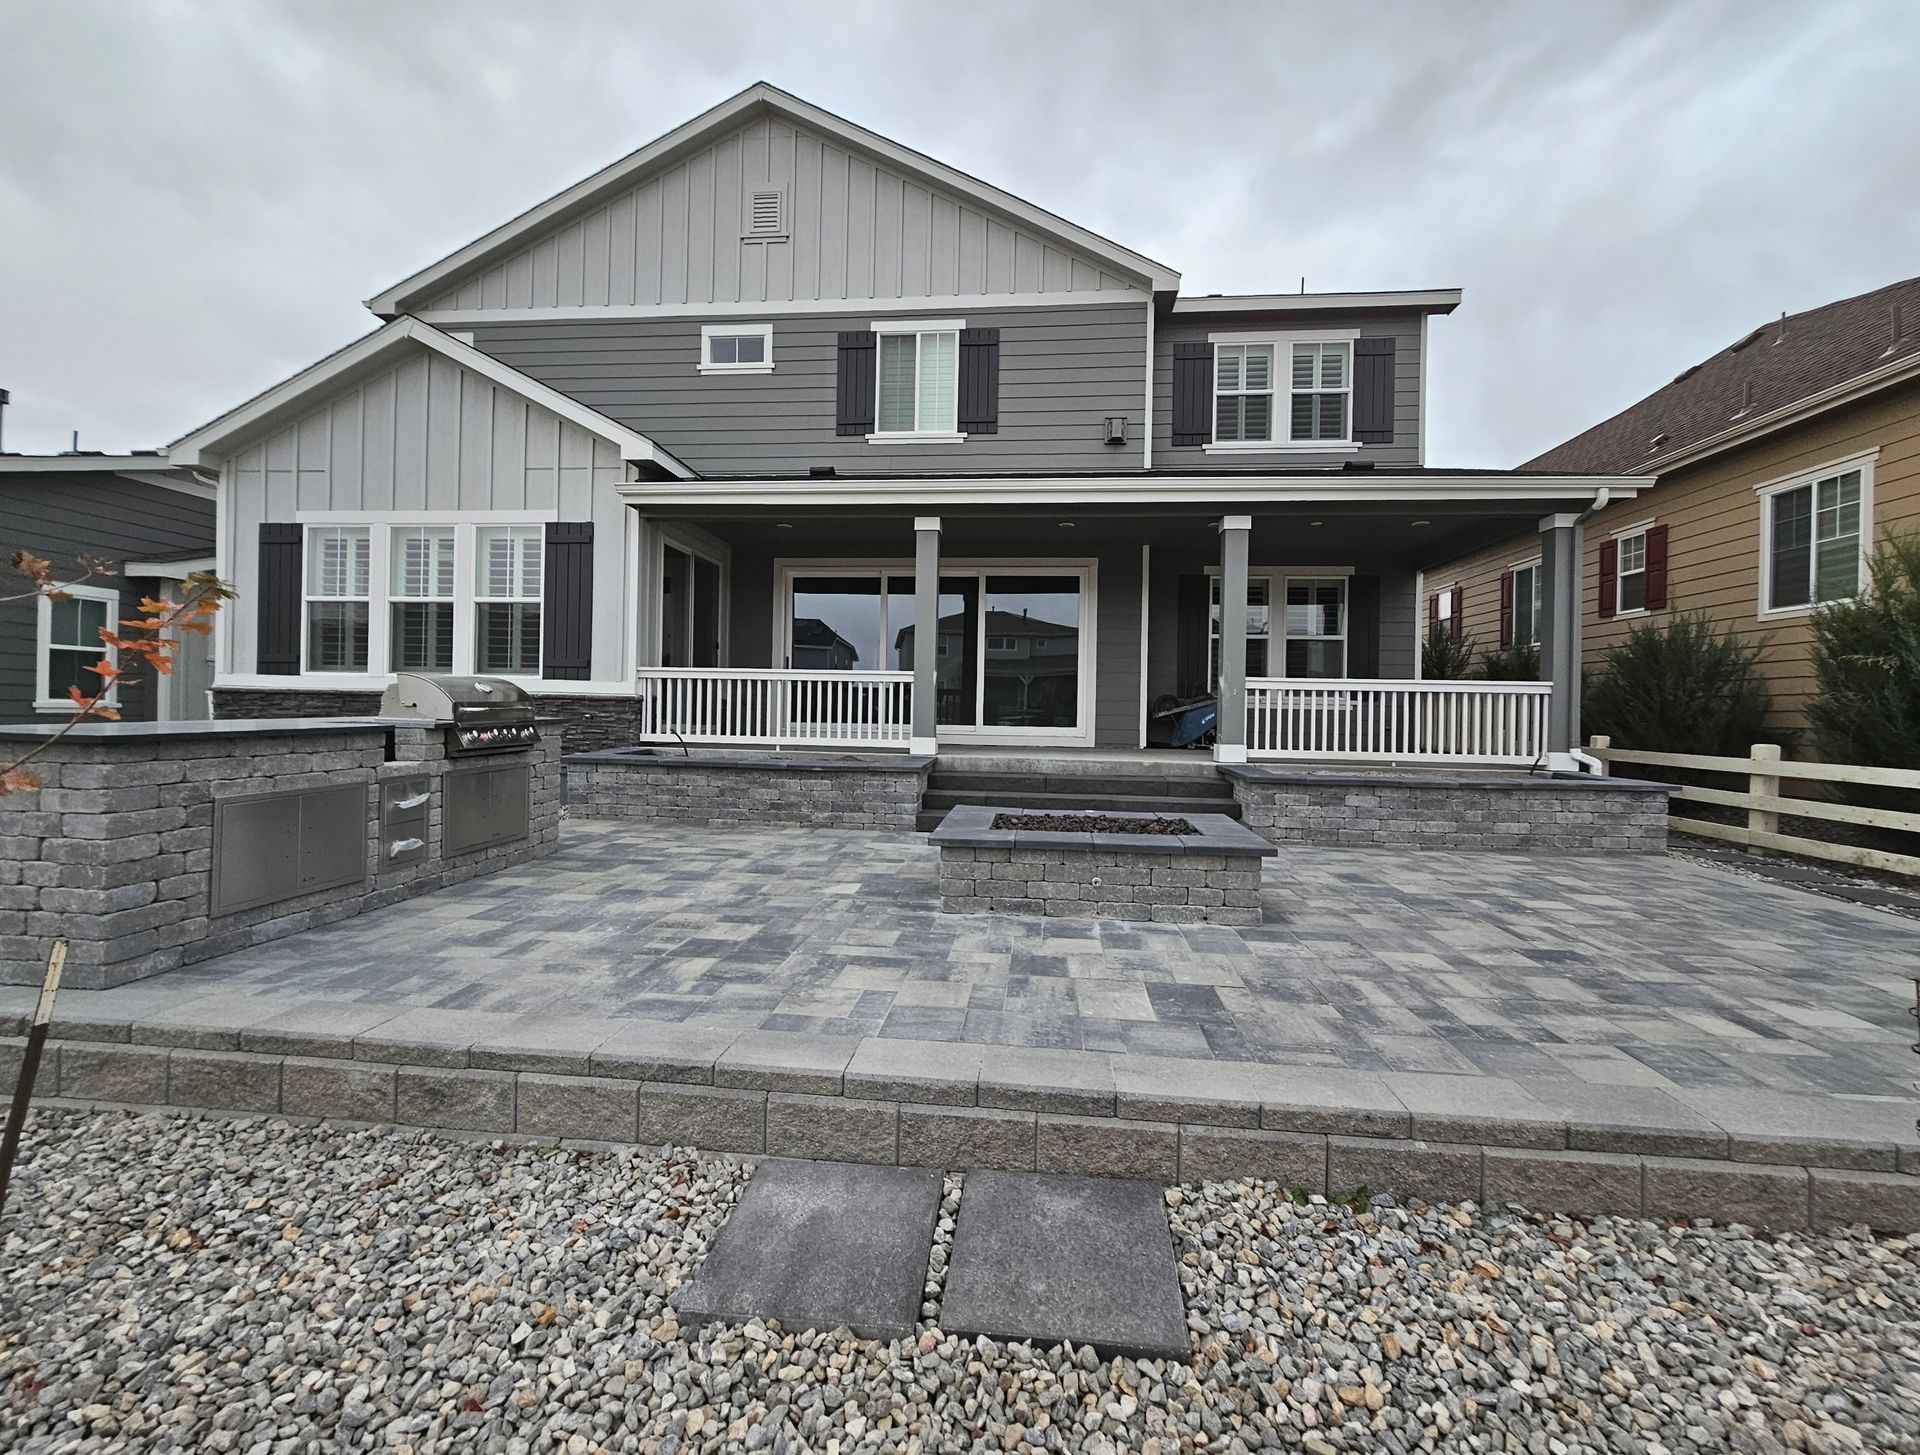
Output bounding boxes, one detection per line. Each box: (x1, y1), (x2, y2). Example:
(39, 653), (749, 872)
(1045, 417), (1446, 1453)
(633, 668), (914, 749)
(1245, 678), (1553, 765)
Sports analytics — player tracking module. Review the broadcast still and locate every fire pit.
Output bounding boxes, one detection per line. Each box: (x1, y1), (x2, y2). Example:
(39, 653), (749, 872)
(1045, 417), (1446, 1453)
(930, 805), (1274, 925)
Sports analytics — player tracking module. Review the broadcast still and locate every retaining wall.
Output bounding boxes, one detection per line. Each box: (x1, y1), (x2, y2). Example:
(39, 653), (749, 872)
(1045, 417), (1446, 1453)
(1223, 767), (1673, 853)
(566, 749), (933, 831)
(0, 719), (561, 989)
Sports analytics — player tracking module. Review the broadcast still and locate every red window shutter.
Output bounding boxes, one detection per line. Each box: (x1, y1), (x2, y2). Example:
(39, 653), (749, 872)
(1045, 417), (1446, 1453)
(1450, 590), (1463, 642)
(1645, 524), (1670, 609)
(1498, 573), (1514, 648)
(1427, 593), (1439, 634)
(1598, 538), (1618, 619)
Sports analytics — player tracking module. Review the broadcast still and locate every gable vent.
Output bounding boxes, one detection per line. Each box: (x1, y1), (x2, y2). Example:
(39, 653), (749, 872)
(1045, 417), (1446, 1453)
(743, 188), (786, 241)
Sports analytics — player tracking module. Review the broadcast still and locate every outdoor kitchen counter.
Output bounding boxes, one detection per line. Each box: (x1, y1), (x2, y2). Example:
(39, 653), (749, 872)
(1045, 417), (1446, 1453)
(1, 716), (562, 990)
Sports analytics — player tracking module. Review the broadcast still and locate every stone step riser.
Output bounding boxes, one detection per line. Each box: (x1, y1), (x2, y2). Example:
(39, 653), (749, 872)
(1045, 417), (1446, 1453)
(21, 1039), (1920, 1234)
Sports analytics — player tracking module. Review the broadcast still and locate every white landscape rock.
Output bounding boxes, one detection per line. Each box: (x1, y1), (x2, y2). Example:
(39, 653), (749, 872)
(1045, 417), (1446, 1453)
(0, 1107), (1915, 1454)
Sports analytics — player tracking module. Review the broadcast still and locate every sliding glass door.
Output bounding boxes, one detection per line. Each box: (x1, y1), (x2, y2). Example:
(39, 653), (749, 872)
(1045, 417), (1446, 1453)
(784, 566), (1089, 737)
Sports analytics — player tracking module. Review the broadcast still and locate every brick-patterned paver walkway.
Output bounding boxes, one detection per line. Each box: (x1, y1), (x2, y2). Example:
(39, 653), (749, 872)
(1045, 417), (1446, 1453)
(151, 820), (1920, 1101)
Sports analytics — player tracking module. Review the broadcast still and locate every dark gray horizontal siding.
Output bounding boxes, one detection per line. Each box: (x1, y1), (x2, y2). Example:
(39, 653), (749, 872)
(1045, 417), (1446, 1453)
(0, 474), (215, 724)
(471, 302), (1149, 474)
(1153, 310), (1424, 467)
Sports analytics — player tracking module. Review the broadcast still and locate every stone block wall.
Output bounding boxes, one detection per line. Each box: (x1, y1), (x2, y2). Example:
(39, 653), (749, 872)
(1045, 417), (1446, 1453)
(1224, 769), (1671, 853)
(215, 688), (642, 754)
(1, 723), (562, 990)
(938, 846), (1263, 924)
(566, 751), (932, 831)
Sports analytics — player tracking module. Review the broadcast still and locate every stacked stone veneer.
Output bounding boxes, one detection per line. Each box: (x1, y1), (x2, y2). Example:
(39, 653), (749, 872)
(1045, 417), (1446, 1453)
(1, 721), (561, 990)
(937, 845), (1264, 925)
(566, 750), (932, 831)
(1223, 768), (1673, 853)
(215, 688), (642, 754)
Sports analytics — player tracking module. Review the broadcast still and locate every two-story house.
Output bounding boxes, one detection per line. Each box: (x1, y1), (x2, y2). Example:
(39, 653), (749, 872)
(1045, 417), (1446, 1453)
(171, 83), (1650, 769)
(1423, 275), (1920, 736)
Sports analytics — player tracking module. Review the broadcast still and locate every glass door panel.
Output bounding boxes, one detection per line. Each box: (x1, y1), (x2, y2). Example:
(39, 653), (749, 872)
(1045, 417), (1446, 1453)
(660, 547), (691, 668)
(789, 576), (880, 670)
(885, 575), (978, 726)
(981, 574), (1080, 729)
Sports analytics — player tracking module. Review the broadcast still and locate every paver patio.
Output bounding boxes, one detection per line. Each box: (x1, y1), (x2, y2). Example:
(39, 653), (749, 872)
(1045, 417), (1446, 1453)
(28, 818), (1918, 1107)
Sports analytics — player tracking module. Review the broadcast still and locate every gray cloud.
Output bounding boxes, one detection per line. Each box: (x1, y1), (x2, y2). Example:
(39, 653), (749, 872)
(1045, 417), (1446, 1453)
(2, 0), (1914, 464)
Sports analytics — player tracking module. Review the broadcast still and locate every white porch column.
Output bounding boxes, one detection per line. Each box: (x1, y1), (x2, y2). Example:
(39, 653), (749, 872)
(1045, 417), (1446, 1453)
(1538, 512), (1582, 771)
(1214, 514), (1252, 764)
(911, 516), (941, 755)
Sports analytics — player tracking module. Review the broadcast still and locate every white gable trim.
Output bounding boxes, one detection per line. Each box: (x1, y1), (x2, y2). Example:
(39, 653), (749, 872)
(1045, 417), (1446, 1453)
(365, 82), (1180, 315)
(168, 317), (692, 477)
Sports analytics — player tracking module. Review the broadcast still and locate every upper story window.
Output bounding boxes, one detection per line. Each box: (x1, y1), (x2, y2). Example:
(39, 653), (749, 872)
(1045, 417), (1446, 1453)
(306, 525), (371, 672)
(1205, 332), (1356, 452)
(36, 581), (118, 710)
(700, 322), (774, 375)
(1761, 458), (1869, 615)
(475, 525), (543, 674)
(390, 526), (456, 671)
(871, 320), (962, 441)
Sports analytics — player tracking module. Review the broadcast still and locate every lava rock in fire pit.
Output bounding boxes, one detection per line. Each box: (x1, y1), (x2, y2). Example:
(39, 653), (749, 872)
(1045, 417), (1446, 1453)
(989, 812), (1194, 834)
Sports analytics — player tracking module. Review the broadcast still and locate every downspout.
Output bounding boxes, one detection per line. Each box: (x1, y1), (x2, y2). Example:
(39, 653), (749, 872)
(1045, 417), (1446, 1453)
(1566, 485), (1613, 775)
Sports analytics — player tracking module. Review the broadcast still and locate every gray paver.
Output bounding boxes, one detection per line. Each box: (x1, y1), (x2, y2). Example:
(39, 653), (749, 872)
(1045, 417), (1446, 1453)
(977, 1047), (1114, 1115)
(714, 1031), (856, 1095)
(1674, 1088), (1915, 1171)
(675, 1159), (941, 1340)
(843, 1037), (983, 1105)
(941, 1172), (1189, 1360)
(590, 1023), (738, 1084)
(1385, 1072), (1566, 1150)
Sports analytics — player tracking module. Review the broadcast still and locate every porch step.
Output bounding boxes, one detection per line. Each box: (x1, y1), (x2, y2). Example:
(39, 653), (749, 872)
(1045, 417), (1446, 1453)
(916, 765), (1239, 832)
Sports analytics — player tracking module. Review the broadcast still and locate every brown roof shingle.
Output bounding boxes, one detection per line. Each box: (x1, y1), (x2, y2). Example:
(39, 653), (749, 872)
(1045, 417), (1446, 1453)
(1525, 274), (1920, 474)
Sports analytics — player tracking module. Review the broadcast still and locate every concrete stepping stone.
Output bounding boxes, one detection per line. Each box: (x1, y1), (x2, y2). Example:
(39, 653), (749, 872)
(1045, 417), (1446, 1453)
(941, 1172), (1188, 1360)
(675, 1159), (941, 1341)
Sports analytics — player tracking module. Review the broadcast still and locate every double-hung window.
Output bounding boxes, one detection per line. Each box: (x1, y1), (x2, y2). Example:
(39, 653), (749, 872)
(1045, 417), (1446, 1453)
(305, 525), (371, 672)
(1763, 464), (1866, 613)
(1510, 563), (1542, 647)
(1209, 334), (1355, 449)
(872, 321), (960, 438)
(1210, 574), (1348, 683)
(390, 526), (456, 671)
(475, 525), (542, 674)
(36, 582), (118, 708)
(1615, 530), (1648, 613)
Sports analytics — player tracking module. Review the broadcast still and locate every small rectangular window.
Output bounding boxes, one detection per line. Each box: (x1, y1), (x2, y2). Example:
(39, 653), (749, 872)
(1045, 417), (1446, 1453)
(38, 582), (119, 707)
(474, 525), (542, 674)
(390, 526), (456, 671)
(305, 525), (371, 672)
(1616, 531), (1647, 613)
(700, 323), (774, 374)
(872, 328), (960, 436)
(1767, 468), (1863, 611)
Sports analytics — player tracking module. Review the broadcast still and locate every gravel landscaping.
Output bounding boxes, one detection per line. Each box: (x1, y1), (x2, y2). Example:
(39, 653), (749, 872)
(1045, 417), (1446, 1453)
(4, 1108), (1919, 1454)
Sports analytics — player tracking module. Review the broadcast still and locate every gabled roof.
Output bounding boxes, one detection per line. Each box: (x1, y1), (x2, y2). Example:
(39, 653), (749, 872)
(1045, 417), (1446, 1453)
(1172, 288), (1461, 317)
(1528, 274), (1920, 475)
(0, 454), (214, 498)
(365, 82), (1181, 315)
(167, 316), (692, 477)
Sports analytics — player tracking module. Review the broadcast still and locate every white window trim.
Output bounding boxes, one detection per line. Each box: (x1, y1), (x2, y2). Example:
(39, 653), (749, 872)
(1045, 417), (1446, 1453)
(868, 318), (966, 442)
(473, 524), (546, 677)
(302, 525), (373, 676)
(1202, 329), (1362, 454)
(34, 581), (120, 712)
(1507, 559), (1543, 647)
(698, 322), (775, 375)
(1204, 566), (1354, 682)
(277, 511), (557, 689)
(1755, 451), (1876, 620)
(1612, 524), (1651, 619)
(387, 525), (459, 673)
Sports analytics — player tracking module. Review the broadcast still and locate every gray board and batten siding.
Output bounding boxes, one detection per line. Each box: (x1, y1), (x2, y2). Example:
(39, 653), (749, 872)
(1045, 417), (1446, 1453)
(417, 114), (1145, 314)
(217, 348), (633, 682)
(0, 472), (215, 724)
(466, 303), (1151, 476)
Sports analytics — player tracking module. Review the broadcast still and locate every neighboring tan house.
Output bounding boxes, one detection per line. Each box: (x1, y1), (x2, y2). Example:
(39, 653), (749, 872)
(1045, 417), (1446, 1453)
(167, 82), (1656, 768)
(1426, 275), (1920, 733)
(0, 453), (218, 724)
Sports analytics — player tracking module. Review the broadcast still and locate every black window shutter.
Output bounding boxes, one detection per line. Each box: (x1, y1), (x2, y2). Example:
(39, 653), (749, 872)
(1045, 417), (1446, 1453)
(256, 523), (302, 675)
(1346, 575), (1380, 677)
(1353, 337), (1396, 445)
(1171, 342), (1211, 447)
(1175, 573), (1210, 698)
(958, 327), (1000, 434)
(835, 331), (876, 437)
(541, 522), (594, 680)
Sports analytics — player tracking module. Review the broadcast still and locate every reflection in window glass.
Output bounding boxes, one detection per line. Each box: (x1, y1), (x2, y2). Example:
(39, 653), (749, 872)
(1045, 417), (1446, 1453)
(1284, 577), (1347, 678)
(981, 575), (1080, 729)
(790, 576), (879, 670)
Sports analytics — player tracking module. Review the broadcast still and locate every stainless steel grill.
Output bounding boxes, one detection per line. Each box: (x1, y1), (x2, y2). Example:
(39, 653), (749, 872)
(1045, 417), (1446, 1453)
(379, 673), (540, 756)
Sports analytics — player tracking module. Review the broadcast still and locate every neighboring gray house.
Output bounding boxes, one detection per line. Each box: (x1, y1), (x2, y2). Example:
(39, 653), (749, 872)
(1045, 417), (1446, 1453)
(0, 454), (217, 725)
(169, 82), (1650, 767)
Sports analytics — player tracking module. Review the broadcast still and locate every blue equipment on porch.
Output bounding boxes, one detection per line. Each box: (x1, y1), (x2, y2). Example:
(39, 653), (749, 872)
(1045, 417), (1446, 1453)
(1150, 693), (1217, 748)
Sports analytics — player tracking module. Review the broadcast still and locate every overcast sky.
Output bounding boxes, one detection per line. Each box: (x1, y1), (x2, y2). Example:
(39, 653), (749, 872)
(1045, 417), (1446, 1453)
(2, 0), (1915, 465)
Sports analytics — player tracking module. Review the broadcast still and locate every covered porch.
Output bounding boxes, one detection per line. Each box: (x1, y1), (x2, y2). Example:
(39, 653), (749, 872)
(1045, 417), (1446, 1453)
(618, 475), (1609, 772)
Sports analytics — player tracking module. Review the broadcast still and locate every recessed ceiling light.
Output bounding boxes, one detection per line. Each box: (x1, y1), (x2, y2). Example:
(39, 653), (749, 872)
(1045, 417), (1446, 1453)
(1057, 521), (1075, 528)
(1310, 520), (1324, 527)
(775, 522), (793, 530)
(1411, 519), (1431, 527)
